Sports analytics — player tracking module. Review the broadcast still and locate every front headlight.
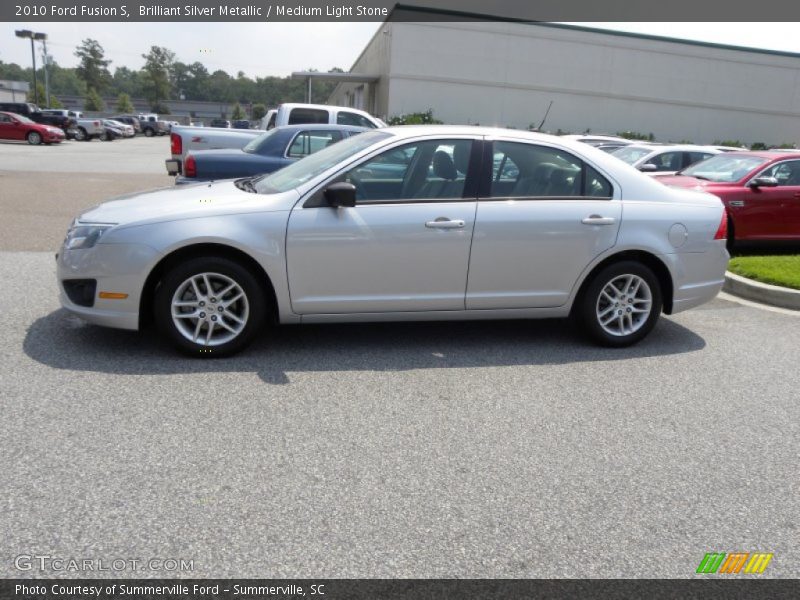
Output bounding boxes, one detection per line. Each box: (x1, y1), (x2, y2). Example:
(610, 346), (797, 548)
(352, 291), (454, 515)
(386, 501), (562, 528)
(64, 221), (115, 250)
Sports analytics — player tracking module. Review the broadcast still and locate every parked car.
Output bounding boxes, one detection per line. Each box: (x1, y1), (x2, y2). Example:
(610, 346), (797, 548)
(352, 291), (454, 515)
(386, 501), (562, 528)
(57, 126), (728, 357)
(102, 119), (134, 140)
(210, 119), (232, 128)
(0, 111), (65, 144)
(655, 151), (800, 246)
(166, 126), (262, 175)
(110, 115), (142, 134)
(232, 119), (251, 129)
(611, 144), (721, 175)
(0, 102), (75, 136)
(177, 124), (366, 184)
(137, 113), (169, 137)
(562, 134), (635, 148)
(262, 103), (385, 130)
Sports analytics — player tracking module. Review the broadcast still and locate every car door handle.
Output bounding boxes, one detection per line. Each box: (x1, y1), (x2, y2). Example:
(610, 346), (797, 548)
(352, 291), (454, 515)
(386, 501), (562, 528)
(581, 215), (616, 225)
(425, 219), (465, 229)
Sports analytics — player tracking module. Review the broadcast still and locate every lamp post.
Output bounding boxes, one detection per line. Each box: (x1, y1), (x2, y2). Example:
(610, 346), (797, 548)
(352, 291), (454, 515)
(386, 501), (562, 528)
(35, 33), (50, 108)
(15, 30), (48, 106)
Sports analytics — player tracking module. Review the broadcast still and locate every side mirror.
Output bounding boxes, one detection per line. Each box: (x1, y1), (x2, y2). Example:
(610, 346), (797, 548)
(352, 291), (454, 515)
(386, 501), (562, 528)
(639, 163), (657, 172)
(324, 182), (356, 208)
(749, 176), (779, 188)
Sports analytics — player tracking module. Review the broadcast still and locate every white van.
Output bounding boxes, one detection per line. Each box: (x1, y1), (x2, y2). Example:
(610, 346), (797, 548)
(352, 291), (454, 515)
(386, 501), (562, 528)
(261, 103), (385, 130)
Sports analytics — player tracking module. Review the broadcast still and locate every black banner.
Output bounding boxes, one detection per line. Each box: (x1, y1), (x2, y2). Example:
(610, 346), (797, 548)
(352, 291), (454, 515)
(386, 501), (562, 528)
(2, 579), (800, 600)
(5, 0), (800, 22)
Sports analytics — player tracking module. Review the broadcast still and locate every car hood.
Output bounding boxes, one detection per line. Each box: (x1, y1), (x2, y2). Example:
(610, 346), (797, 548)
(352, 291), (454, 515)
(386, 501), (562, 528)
(78, 180), (298, 227)
(654, 175), (730, 190)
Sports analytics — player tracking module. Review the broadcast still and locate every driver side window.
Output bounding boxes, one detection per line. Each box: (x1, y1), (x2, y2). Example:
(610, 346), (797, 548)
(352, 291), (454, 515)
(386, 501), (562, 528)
(759, 161), (800, 186)
(345, 139), (473, 203)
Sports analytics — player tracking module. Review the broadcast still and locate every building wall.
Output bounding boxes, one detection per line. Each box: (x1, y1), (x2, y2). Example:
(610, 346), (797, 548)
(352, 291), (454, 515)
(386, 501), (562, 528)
(329, 25), (393, 118)
(340, 21), (800, 145)
(0, 80), (30, 103)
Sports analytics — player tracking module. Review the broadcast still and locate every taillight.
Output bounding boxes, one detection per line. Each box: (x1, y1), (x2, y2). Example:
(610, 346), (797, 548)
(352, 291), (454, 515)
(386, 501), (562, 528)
(94, 120), (100, 126)
(184, 155), (197, 178)
(713, 213), (728, 240)
(170, 132), (182, 156)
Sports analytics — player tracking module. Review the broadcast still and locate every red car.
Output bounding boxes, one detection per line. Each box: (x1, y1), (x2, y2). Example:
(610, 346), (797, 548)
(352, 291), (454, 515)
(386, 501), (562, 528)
(0, 111), (66, 145)
(656, 151), (800, 246)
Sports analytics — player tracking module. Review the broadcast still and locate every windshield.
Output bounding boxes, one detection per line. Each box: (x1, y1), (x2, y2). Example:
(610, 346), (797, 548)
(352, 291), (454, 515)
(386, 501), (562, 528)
(14, 114), (34, 124)
(242, 128), (281, 154)
(681, 154), (769, 182)
(254, 130), (391, 194)
(611, 145), (653, 165)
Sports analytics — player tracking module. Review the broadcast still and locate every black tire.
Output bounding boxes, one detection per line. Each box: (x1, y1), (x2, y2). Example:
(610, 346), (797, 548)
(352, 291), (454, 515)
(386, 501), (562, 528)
(144, 127), (155, 137)
(75, 127), (88, 141)
(577, 260), (663, 347)
(26, 131), (42, 145)
(726, 217), (735, 253)
(154, 256), (268, 357)
(100, 130), (110, 141)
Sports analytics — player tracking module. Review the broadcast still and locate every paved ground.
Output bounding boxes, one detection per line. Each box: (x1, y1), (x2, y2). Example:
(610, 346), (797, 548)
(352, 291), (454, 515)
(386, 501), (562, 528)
(0, 143), (798, 579)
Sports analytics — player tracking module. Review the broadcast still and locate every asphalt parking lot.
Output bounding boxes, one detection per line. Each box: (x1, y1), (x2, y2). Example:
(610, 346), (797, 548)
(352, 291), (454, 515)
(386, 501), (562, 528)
(1, 138), (798, 578)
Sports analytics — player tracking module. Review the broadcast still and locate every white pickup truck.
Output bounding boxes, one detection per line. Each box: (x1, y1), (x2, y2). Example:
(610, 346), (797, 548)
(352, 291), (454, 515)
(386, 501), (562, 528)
(40, 109), (104, 141)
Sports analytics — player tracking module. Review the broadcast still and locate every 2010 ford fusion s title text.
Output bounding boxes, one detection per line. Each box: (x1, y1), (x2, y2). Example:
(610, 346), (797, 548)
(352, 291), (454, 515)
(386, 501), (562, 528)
(57, 126), (729, 357)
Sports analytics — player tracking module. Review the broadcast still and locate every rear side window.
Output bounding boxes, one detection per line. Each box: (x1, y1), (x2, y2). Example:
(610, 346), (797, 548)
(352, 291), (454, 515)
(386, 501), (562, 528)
(287, 130), (343, 158)
(489, 142), (612, 198)
(647, 151), (683, 172)
(337, 111), (376, 128)
(287, 108), (329, 125)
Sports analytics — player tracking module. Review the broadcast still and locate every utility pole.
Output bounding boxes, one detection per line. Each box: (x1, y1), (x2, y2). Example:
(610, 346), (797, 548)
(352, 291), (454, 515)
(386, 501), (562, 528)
(39, 35), (51, 107)
(15, 30), (38, 105)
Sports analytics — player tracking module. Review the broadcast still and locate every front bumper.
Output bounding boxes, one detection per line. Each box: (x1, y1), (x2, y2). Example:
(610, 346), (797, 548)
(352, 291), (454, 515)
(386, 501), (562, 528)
(57, 242), (162, 331)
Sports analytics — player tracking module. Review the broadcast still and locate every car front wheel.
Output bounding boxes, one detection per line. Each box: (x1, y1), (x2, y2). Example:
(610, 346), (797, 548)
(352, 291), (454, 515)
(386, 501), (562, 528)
(144, 127), (154, 137)
(154, 257), (267, 357)
(578, 261), (662, 347)
(27, 131), (42, 145)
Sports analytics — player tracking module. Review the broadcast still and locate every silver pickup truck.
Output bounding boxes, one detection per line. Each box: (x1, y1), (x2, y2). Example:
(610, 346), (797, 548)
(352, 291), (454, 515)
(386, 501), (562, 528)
(165, 125), (260, 176)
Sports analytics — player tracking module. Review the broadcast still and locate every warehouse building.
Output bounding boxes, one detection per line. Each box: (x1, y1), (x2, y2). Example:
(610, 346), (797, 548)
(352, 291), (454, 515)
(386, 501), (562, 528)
(326, 15), (800, 146)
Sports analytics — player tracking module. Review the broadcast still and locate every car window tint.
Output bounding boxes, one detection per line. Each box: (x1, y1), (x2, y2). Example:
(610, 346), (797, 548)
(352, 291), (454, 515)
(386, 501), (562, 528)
(0, 114), (11, 123)
(337, 112), (375, 128)
(287, 130), (343, 158)
(490, 142), (611, 198)
(346, 139), (473, 202)
(287, 108), (329, 125)
(649, 151), (683, 171)
(687, 152), (712, 165)
(759, 160), (800, 186)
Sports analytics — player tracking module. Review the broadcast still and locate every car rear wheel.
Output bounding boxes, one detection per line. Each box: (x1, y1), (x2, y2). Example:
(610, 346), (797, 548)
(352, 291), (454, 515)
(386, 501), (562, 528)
(154, 257), (267, 357)
(578, 261), (662, 347)
(27, 131), (42, 145)
(74, 127), (88, 141)
(100, 130), (110, 141)
(144, 127), (154, 137)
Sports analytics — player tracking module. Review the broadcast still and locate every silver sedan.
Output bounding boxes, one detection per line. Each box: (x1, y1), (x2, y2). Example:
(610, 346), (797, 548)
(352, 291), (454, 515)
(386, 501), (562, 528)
(57, 126), (729, 356)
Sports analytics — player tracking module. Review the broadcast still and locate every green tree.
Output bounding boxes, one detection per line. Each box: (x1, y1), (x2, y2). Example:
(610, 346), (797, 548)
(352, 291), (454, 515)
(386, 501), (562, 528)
(26, 83), (62, 108)
(116, 92), (134, 113)
(141, 46), (175, 106)
(231, 102), (247, 120)
(84, 88), (105, 111)
(251, 103), (267, 121)
(74, 39), (112, 94)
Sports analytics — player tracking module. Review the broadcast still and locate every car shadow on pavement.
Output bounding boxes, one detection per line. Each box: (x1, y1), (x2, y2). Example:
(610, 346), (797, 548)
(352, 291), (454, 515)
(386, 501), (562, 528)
(24, 309), (706, 384)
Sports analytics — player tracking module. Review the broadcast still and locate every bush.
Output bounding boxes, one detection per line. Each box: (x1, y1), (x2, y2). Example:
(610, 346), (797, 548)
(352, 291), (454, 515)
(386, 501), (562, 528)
(252, 103), (267, 121)
(617, 130), (655, 141)
(83, 88), (105, 111)
(231, 102), (247, 120)
(116, 93), (134, 113)
(387, 109), (443, 126)
(151, 102), (170, 114)
(750, 142), (767, 150)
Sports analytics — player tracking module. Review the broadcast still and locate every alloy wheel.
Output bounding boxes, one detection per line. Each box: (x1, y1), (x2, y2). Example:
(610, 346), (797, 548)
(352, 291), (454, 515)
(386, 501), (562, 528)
(170, 272), (249, 346)
(595, 274), (652, 337)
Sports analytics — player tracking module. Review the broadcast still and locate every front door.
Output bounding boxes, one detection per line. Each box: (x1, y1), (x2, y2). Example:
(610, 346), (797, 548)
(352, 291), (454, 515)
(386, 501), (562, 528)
(286, 137), (479, 314)
(739, 159), (800, 239)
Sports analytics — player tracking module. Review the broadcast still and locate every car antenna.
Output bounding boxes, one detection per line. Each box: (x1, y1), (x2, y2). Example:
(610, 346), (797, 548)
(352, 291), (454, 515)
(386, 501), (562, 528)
(537, 101), (554, 131)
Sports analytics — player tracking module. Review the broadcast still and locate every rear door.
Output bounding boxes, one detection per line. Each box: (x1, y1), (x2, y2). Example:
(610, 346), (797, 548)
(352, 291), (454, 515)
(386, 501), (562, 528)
(466, 139), (621, 309)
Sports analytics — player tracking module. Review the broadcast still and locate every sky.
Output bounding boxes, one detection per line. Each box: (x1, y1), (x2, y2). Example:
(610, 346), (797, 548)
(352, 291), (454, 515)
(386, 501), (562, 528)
(2, 22), (800, 78)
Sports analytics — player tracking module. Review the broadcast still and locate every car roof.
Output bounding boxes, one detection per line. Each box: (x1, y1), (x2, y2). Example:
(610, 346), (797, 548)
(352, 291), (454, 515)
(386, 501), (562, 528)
(719, 150), (800, 160)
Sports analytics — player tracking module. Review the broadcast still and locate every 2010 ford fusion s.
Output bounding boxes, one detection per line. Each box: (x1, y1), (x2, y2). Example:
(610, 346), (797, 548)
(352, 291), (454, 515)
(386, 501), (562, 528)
(58, 126), (729, 356)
